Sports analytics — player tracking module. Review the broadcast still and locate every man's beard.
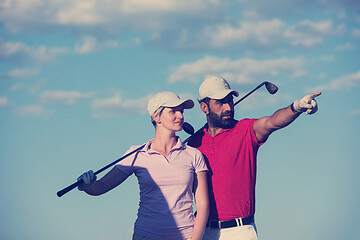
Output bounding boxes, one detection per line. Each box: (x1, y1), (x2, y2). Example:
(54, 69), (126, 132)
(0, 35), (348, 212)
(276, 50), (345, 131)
(208, 109), (236, 129)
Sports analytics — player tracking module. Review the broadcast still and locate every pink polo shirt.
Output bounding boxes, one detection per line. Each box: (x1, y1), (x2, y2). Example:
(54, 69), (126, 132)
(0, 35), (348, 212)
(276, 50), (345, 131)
(116, 137), (207, 240)
(188, 119), (263, 221)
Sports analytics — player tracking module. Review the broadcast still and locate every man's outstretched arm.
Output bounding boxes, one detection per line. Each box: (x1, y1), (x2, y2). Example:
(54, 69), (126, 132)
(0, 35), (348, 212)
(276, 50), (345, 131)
(253, 92), (321, 143)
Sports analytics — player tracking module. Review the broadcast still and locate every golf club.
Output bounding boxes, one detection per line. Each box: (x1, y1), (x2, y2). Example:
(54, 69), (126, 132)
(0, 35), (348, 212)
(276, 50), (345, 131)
(183, 122), (195, 135)
(57, 121), (195, 197)
(234, 81), (278, 106)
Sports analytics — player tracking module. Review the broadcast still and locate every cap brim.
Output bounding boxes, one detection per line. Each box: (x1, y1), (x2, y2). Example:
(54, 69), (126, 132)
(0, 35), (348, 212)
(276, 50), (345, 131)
(200, 90), (239, 100)
(163, 99), (194, 109)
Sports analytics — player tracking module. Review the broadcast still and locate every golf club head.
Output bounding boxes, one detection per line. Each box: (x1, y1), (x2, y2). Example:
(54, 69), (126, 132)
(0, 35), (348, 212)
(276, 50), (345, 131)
(265, 81), (278, 94)
(183, 122), (195, 135)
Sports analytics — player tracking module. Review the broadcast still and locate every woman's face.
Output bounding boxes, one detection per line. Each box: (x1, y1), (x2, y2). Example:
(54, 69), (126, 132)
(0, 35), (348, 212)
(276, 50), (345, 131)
(157, 106), (185, 132)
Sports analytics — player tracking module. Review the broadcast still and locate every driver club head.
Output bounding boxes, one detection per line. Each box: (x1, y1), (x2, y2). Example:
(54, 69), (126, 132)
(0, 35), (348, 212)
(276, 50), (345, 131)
(183, 122), (195, 135)
(265, 81), (278, 94)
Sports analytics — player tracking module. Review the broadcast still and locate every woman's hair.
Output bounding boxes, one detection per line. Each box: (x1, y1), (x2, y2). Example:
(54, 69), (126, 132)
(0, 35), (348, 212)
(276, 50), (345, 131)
(150, 106), (165, 127)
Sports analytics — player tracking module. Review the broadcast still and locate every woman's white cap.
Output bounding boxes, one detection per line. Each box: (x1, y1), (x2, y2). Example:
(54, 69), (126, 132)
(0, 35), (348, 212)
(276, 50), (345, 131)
(199, 76), (239, 101)
(147, 91), (194, 116)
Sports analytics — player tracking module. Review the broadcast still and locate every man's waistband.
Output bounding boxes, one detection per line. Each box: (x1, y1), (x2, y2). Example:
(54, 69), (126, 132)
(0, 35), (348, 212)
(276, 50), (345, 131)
(207, 215), (254, 229)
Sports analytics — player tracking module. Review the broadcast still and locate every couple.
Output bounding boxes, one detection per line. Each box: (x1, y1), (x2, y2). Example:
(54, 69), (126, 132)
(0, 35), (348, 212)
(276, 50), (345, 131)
(78, 76), (321, 240)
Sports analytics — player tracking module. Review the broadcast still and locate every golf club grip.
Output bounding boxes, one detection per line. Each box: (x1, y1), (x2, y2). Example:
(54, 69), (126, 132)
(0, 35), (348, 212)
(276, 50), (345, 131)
(57, 179), (84, 197)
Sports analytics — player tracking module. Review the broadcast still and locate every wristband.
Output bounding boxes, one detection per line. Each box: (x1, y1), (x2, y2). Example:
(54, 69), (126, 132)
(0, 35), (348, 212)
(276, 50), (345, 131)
(290, 103), (302, 115)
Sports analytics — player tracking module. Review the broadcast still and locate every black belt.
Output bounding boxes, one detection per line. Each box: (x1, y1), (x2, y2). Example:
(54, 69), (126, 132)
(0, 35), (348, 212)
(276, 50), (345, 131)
(207, 215), (254, 229)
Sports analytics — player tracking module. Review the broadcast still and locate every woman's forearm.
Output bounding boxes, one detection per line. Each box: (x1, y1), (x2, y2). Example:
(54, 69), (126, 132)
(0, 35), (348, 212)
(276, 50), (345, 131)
(191, 171), (209, 240)
(83, 167), (128, 196)
(191, 204), (209, 240)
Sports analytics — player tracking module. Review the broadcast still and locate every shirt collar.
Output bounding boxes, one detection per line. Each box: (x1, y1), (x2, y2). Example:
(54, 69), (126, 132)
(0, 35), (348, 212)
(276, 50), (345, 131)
(141, 136), (186, 153)
(202, 121), (238, 137)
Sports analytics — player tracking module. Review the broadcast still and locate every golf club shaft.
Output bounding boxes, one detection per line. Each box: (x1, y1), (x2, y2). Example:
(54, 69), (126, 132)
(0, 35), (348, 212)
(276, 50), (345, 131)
(57, 144), (145, 197)
(234, 82), (266, 106)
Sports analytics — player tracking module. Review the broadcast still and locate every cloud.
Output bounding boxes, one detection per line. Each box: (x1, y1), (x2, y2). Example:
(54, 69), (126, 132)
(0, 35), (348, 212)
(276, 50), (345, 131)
(14, 105), (54, 118)
(312, 71), (360, 91)
(0, 0), (103, 32)
(168, 55), (306, 85)
(119, 0), (218, 14)
(74, 36), (118, 54)
(0, 39), (69, 64)
(238, 0), (360, 18)
(149, 18), (343, 52)
(0, 37), (117, 68)
(0, 68), (39, 80)
(0, 96), (9, 107)
(149, 20), (286, 51)
(9, 84), (25, 91)
(335, 43), (357, 51)
(0, 0), (221, 33)
(326, 0), (360, 11)
(317, 73), (327, 79)
(284, 20), (342, 48)
(3, 0), (357, 37)
(91, 93), (149, 118)
(352, 29), (360, 39)
(348, 108), (360, 116)
(320, 55), (335, 62)
(336, 10), (347, 19)
(0, 1), (347, 54)
(39, 90), (95, 104)
(28, 79), (47, 94)
(56, 0), (104, 26)
(201, 19), (286, 49)
(237, 0), (315, 18)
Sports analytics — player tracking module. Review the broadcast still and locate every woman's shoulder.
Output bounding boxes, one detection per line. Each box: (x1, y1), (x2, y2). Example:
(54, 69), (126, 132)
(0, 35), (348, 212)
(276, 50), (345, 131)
(128, 144), (144, 150)
(183, 144), (203, 156)
(125, 142), (148, 154)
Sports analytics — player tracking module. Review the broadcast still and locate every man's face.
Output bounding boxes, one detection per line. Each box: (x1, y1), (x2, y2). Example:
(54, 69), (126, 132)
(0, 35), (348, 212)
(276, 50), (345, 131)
(207, 94), (236, 129)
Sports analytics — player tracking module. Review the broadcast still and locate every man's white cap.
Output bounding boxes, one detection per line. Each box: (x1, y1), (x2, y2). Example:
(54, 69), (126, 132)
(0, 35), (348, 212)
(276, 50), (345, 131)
(199, 76), (239, 101)
(147, 91), (194, 116)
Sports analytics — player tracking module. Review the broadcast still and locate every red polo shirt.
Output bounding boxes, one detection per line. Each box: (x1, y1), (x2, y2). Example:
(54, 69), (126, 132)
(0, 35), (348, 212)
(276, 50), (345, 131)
(188, 119), (263, 221)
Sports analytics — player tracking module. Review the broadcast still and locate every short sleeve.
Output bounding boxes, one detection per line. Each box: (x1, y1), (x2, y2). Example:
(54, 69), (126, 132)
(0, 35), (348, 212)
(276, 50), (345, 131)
(193, 149), (208, 173)
(242, 118), (266, 147)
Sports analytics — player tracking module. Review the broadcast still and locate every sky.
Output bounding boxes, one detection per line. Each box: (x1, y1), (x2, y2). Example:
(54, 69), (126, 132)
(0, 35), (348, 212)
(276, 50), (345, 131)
(0, 0), (359, 239)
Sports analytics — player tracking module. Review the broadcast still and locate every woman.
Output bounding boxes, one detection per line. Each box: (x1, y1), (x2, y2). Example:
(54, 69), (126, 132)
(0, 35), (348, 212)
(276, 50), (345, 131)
(78, 91), (209, 240)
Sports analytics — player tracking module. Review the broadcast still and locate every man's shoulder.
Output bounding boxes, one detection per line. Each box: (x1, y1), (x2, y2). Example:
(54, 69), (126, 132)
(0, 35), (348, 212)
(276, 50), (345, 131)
(187, 128), (206, 148)
(238, 118), (258, 123)
(230, 118), (258, 135)
(236, 118), (258, 127)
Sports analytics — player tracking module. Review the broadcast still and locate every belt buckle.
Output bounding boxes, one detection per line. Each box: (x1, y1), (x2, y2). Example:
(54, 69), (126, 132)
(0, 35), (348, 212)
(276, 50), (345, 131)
(235, 218), (243, 226)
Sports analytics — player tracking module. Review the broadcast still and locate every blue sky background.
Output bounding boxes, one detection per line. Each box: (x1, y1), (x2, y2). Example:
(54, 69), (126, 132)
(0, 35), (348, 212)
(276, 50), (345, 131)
(1, 0), (359, 239)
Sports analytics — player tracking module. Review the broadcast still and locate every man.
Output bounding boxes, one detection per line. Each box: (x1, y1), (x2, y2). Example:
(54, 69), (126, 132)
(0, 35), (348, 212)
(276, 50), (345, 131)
(188, 76), (321, 240)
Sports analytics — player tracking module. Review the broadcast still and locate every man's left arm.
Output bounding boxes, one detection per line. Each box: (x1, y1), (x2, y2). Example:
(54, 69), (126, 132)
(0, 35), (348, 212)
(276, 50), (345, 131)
(253, 92), (321, 143)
